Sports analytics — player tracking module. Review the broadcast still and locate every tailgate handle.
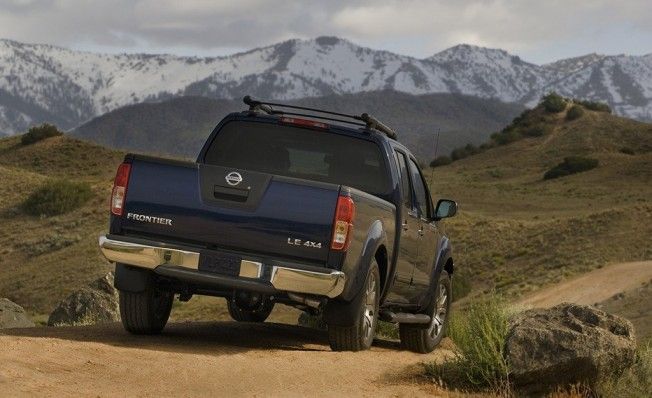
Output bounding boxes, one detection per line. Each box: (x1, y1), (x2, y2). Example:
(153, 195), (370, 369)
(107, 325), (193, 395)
(214, 185), (249, 202)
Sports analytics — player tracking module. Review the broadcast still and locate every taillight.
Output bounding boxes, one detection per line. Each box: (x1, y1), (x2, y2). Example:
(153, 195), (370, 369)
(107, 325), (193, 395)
(331, 195), (355, 251)
(111, 163), (131, 216)
(279, 116), (328, 130)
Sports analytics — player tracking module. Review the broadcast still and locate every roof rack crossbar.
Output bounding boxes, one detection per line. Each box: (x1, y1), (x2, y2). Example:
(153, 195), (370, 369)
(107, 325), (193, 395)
(359, 113), (397, 140)
(242, 95), (398, 139)
(271, 110), (367, 127)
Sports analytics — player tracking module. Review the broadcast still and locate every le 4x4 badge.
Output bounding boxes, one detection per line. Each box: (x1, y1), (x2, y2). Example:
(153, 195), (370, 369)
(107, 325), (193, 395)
(287, 238), (322, 249)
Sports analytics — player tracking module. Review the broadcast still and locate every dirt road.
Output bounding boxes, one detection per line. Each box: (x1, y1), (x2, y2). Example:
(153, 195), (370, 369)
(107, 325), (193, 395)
(1, 322), (451, 397)
(517, 261), (652, 308)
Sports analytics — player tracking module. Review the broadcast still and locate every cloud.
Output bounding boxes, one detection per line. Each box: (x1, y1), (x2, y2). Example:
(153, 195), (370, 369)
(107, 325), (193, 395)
(0, 0), (650, 62)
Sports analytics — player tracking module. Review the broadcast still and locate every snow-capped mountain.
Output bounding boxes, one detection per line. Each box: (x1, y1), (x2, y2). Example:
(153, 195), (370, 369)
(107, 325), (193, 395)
(0, 36), (650, 134)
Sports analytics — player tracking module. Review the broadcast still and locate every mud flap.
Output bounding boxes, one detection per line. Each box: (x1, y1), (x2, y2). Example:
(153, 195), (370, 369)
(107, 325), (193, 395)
(114, 263), (152, 293)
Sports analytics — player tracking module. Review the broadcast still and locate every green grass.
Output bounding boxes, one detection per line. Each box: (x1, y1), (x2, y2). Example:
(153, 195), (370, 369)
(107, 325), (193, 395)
(425, 295), (511, 390)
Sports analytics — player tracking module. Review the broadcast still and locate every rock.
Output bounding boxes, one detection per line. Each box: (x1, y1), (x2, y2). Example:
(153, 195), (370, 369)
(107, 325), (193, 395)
(505, 303), (636, 394)
(0, 298), (35, 328)
(47, 272), (120, 326)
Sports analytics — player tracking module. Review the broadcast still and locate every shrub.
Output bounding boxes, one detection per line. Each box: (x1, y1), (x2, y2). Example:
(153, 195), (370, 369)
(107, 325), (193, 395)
(22, 179), (93, 216)
(620, 147), (636, 155)
(542, 92), (567, 113)
(544, 157), (599, 180)
(491, 128), (521, 145)
(566, 105), (585, 121)
(17, 233), (82, 256)
(425, 296), (511, 390)
(522, 125), (548, 137)
(430, 155), (452, 167)
(20, 123), (63, 145)
(464, 143), (480, 156)
(451, 147), (470, 161)
(598, 344), (652, 398)
(575, 99), (611, 113)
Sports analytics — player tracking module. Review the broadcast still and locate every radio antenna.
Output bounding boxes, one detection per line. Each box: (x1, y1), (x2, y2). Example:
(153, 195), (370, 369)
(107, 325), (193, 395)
(429, 128), (441, 189)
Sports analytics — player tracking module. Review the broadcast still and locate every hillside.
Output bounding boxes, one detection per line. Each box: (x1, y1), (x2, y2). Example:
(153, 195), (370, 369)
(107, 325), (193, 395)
(1, 37), (651, 134)
(71, 91), (524, 161)
(428, 103), (652, 300)
(2, 103), (651, 333)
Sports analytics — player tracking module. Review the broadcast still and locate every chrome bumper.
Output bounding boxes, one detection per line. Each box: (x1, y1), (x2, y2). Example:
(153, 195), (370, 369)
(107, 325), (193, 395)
(99, 235), (345, 298)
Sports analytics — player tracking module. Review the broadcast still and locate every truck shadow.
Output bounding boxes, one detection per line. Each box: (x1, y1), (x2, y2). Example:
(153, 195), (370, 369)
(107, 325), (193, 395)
(1, 321), (401, 355)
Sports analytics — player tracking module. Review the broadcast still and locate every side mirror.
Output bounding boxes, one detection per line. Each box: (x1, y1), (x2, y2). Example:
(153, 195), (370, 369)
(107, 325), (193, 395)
(434, 199), (457, 220)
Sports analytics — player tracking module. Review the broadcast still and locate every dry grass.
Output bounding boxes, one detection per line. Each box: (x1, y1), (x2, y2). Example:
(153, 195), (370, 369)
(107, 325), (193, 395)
(429, 110), (652, 302)
(1, 108), (651, 331)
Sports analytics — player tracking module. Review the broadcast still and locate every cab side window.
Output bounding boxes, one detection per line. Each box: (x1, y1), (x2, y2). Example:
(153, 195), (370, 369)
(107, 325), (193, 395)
(408, 159), (431, 218)
(394, 151), (412, 210)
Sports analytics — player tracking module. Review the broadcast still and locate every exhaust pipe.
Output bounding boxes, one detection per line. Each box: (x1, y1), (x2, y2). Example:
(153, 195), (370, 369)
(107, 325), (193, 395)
(287, 293), (322, 309)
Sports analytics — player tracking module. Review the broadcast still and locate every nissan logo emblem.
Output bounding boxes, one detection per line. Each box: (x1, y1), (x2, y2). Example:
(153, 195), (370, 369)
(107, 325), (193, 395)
(225, 171), (243, 186)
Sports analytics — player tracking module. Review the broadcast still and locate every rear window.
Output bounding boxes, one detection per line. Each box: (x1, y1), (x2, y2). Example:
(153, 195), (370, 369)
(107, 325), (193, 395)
(204, 121), (390, 196)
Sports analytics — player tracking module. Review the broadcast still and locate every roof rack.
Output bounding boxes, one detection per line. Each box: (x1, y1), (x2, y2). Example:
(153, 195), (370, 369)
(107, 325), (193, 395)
(242, 95), (397, 140)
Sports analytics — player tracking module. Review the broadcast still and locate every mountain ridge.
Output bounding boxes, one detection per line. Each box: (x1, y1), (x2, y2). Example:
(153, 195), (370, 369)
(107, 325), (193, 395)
(70, 91), (524, 161)
(1, 36), (651, 135)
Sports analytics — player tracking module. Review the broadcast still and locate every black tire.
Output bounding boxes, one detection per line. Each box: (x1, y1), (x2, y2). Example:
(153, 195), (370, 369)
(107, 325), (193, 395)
(119, 283), (173, 335)
(328, 260), (380, 352)
(399, 270), (452, 353)
(227, 295), (274, 323)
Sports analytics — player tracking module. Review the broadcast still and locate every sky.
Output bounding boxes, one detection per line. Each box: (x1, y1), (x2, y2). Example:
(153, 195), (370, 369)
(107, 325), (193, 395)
(0, 0), (651, 64)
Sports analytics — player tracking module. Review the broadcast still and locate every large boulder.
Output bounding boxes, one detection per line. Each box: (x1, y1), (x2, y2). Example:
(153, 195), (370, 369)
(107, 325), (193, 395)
(0, 298), (35, 328)
(506, 303), (636, 393)
(48, 272), (120, 326)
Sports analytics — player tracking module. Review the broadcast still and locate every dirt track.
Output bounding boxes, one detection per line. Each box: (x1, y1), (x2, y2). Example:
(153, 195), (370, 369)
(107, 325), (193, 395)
(0, 322), (452, 397)
(517, 261), (652, 308)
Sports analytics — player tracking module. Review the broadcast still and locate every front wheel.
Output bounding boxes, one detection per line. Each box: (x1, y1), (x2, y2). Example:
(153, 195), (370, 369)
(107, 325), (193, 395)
(327, 260), (380, 351)
(119, 283), (173, 334)
(399, 270), (452, 353)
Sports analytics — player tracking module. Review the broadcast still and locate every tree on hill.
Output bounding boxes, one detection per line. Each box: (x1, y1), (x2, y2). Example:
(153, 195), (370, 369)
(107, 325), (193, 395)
(542, 92), (567, 113)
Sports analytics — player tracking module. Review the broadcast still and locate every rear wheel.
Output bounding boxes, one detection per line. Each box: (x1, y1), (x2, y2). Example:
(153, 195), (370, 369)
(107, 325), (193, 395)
(328, 260), (380, 351)
(399, 270), (451, 353)
(119, 282), (173, 334)
(227, 292), (274, 322)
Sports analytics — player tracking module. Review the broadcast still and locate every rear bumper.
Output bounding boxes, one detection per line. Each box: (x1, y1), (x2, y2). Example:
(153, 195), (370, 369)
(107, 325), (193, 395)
(98, 235), (346, 298)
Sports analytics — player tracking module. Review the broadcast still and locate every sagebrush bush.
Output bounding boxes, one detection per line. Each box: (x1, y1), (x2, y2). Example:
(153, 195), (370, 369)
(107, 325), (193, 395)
(522, 125), (548, 137)
(544, 157), (599, 180)
(542, 92), (567, 113)
(430, 155), (452, 168)
(491, 128), (521, 145)
(22, 179), (93, 216)
(566, 105), (585, 121)
(17, 233), (82, 256)
(20, 123), (63, 145)
(425, 296), (511, 390)
(575, 99), (612, 113)
(451, 147), (471, 161)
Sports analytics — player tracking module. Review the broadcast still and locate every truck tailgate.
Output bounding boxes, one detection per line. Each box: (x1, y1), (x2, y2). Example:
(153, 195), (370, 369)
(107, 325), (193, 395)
(119, 158), (338, 263)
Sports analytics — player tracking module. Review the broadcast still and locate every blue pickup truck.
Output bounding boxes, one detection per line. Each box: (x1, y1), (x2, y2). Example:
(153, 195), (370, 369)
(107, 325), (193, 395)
(99, 97), (457, 352)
